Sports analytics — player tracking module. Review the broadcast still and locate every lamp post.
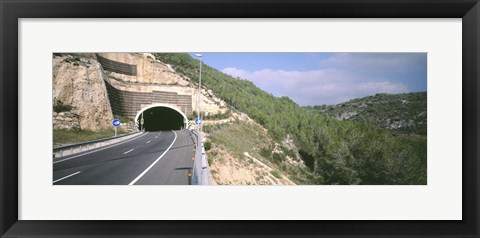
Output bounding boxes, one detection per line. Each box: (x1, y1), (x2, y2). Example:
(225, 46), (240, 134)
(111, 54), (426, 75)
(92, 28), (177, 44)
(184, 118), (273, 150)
(195, 53), (202, 131)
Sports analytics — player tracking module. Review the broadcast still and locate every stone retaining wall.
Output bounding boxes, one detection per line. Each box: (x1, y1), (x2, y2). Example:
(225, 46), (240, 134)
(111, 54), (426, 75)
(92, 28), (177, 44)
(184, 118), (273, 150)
(53, 111), (80, 130)
(97, 54), (137, 76)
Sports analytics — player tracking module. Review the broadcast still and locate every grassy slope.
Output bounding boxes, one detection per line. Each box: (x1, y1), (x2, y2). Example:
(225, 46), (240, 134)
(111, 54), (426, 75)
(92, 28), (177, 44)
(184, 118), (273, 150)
(53, 128), (124, 147)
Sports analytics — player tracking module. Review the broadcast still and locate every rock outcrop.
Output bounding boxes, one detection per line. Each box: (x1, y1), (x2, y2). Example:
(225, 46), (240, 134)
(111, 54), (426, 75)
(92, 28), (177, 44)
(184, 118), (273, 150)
(312, 92), (427, 135)
(52, 55), (114, 131)
(52, 111), (80, 130)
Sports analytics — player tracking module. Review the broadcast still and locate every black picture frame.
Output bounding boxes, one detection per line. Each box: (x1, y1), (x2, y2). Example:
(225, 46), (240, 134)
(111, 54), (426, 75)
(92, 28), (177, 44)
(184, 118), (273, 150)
(1, 0), (479, 237)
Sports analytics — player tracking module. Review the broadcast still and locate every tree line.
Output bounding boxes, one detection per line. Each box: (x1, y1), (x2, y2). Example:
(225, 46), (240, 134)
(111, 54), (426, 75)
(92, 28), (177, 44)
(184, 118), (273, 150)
(154, 53), (426, 185)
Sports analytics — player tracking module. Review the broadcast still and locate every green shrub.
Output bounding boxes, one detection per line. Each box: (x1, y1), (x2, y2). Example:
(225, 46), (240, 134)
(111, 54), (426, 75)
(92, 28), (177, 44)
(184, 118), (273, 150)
(260, 147), (271, 159)
(189, 111), (198, 120)
(203, 140), (212, 151)
(53, 100), (72, 112)
(281, 146), (296, 158)
(271, 170), (281, 179)
(119, 116), (132, 123)
(272, 152), (285, 164)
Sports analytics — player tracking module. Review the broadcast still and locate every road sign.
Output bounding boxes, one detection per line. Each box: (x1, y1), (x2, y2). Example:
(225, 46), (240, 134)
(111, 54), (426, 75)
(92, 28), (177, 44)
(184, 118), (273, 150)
(195, 118), (202, 125)
(112, 119), (121, 127)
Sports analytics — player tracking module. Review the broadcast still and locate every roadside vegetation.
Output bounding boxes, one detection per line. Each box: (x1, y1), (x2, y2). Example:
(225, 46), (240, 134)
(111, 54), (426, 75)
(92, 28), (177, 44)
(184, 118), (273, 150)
(53, 128), (125, 147)
(204, 121), (315, 185)
(155, 53), (427, 185)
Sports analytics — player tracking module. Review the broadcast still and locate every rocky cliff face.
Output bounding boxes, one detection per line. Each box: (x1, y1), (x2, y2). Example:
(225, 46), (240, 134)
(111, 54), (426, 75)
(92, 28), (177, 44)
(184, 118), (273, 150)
(53, 53), (228, 131)
(53, 111), (81, 130)
(52, 54), (114, 131)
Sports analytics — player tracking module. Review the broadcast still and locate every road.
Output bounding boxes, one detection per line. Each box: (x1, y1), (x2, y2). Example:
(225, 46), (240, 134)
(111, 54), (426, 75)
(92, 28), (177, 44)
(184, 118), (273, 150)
(53, 130), (195, 185)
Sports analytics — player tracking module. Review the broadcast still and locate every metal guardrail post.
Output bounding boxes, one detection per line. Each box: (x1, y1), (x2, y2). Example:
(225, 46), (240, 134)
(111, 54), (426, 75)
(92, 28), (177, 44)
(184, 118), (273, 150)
(193, 131), (201, 185)
(190, 129), (211, 185)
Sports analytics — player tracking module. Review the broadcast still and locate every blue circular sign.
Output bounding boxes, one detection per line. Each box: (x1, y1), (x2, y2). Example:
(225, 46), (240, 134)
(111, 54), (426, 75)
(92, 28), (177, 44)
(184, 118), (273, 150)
(195, 118), (202, 125)
(112, 119), (121, 127)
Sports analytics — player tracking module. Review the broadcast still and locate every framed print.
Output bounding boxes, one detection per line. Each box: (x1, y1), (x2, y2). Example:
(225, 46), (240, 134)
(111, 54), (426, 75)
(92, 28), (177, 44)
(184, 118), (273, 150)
(1, 0), (479, 237)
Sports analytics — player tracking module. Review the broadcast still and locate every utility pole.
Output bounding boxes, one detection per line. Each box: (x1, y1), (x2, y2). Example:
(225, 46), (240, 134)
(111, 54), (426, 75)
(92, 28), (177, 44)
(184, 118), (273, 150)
(195, 54), (203, 132)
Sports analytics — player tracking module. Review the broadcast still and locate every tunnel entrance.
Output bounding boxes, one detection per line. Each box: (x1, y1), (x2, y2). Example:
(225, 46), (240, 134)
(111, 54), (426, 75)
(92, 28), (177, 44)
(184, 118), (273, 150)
(135, 104), (188, 132)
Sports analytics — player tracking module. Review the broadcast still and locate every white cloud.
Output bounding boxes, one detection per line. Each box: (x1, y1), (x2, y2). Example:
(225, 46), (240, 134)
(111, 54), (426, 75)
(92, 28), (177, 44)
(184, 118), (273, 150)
(222, 67), (248, 79)
(222, 67), (408, 105)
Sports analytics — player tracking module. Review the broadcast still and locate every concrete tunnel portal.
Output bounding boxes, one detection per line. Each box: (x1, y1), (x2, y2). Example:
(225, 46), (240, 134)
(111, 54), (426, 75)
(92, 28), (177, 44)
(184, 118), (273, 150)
(135, 104), (188, 132)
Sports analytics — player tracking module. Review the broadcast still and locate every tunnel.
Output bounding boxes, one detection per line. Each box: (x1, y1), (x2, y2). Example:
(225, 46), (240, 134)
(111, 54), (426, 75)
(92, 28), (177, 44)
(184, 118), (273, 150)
(135, 105), (186, 131)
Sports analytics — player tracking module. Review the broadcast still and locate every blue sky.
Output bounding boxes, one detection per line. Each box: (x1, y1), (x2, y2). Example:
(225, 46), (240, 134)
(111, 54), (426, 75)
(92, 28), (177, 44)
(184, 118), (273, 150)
(189, 53), (427, 105)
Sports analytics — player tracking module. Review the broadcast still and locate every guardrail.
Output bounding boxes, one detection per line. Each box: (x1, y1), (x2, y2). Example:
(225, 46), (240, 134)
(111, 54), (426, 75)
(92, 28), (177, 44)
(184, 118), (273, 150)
(190, 130), (211, 185)
(53, 131), (143, 158)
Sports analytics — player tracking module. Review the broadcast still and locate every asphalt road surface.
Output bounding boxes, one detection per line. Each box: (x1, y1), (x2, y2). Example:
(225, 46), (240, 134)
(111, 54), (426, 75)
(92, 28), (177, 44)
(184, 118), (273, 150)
(53, 130), (195, 185)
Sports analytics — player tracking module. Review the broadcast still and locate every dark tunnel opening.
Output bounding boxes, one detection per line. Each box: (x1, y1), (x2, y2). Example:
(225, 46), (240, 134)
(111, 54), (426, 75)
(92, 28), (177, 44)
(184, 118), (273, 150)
(137, 107), (185, 131)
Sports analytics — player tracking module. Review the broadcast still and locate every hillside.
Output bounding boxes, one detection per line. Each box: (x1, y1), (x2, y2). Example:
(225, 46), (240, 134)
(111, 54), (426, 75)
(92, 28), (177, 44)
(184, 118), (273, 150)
(52, 52), (427, 185)
(306, 92), (427, 135)
(51, 52), (428, 185)
(155, 53), (427, 185)
(52, 53), (306, 185)
(204, 121), (309, 185)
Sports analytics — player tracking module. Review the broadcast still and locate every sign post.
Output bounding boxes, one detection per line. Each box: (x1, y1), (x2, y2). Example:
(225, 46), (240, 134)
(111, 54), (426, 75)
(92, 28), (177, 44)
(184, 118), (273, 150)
(112, 119), (121, 136)
(195, 118), (202, 129)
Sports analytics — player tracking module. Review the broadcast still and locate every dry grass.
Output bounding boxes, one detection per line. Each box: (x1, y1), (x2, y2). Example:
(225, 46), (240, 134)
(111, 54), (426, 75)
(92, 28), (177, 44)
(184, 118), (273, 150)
(206, 121), (313, 185)
(53, 128), (125, 147)
(206, 121), (272, 159)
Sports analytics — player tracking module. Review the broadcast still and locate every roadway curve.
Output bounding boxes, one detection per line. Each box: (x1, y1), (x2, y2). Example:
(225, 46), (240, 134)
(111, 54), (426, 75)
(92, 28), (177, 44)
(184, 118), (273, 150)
(53, 130), (195, 185)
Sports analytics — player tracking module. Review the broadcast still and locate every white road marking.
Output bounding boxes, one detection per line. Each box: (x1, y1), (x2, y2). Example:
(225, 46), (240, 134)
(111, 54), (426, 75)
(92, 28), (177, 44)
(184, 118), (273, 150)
(53, 132), (149, 164)
(129, 130), (178, 185)
(155, 136), (158, 138)
(53, 171), (81, 184)
(146, 141), (151, 144)
(124, 149), (134, 154)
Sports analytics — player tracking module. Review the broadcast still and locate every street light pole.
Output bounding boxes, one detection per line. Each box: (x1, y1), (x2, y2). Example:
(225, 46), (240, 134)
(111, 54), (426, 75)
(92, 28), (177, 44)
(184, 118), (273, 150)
(195, 53), (203, 132)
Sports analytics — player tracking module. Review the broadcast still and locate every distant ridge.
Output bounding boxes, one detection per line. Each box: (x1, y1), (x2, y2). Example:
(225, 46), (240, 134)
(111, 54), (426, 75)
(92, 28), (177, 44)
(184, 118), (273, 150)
(306, 92), (427, 135)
